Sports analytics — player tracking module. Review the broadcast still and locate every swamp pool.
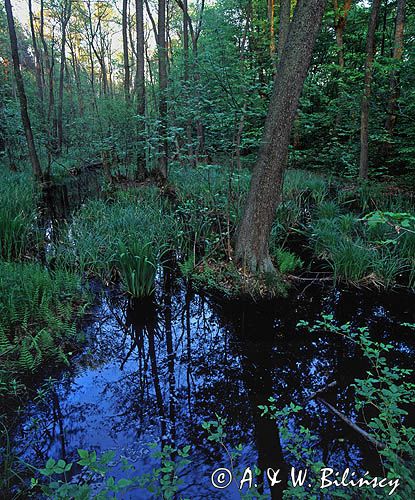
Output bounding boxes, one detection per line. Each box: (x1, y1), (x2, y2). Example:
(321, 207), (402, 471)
(9, 273), (415, 499)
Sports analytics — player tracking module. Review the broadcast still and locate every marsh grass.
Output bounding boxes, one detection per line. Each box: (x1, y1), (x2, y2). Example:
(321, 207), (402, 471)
(0, 171), (39, 260)
(55, 190), (173, 278)
(329, 238), (374, 285)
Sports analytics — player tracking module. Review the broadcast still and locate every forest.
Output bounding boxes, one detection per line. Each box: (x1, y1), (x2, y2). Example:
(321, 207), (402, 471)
(0, 0), (414, 497)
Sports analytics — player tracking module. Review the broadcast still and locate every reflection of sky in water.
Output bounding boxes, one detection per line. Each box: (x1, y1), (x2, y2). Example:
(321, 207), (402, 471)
(14, 281), (415, 498)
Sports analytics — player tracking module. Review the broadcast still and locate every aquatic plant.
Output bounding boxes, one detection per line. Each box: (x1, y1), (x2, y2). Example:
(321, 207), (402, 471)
(117, 241), (159, 298)
(55, 192), (172, 278)
(328, 238), (374, 285)
(372, 250), (408, 289)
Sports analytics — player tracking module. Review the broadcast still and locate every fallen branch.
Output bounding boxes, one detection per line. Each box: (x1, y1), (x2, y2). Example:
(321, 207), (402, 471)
(304, 381), (337, 402)
(316, 396), (386, 450)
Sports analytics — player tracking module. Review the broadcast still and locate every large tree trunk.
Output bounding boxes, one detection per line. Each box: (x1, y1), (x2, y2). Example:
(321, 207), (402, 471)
(234, 0), (326, 273)
(158, 0), (168, 178)
(135, 0), (146, 179)
(5, 0), (42, 181)
(359, 0), (381, 179)
(277, 0), (290, 60)
(123, 0), (131, 102)
(383, 0), (405, 155)
(57, 0), (72, 154)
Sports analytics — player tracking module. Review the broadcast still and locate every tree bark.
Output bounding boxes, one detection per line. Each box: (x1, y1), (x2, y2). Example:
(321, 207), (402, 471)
(28, 0), (44, 110)
(57, 0), (72, 154)
(122, 0), (131, 102)
(333, 0), (353, 69)
(359, 0), (381, 179)
(182, 0), (196, 166)
(383, 0), (405, 153)
(268, 0), (276, 68)
(277, 0), (290, 60)
(234, 0), (327, 273)
(5, 0), (42, 180)
(135, 0), (146, 179)
(158, 0), (168, 178)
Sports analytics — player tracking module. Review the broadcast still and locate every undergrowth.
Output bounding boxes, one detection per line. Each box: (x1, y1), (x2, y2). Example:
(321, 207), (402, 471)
(0, 261), (89, 400)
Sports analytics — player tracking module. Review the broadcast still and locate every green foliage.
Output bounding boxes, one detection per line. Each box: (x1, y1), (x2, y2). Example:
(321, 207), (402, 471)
(0, 261), (89, 398)
(274, 248), (303, 274)
(329, 238), (374, 284)
(54, 189), (172, 278)
(0, 170), (39, 260)
(260, 316), (415, 499)
(31, 444), (192, 500)
(117, 241), (159, 298)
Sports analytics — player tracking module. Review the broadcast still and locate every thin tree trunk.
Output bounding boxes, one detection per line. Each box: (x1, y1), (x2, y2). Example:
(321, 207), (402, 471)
(235, 0), (327, 273)
(333, 0), (353, 69)
(158, 0), (168, 178)
(135, 0), (146, 179)
(28, 0), (44, 110)
(268, 0), (276, 69)
(68, 37), (84, 117)
(5, 0), (42, 180)
(122, 0), (130, 102)
(278, 0), (291, 60)
(183, 0), (195, 166)
(57, 0), (72, 154)
(40, 0), (57, 162)
(383, 0), (405, 153)
(359, 0), (382, 179)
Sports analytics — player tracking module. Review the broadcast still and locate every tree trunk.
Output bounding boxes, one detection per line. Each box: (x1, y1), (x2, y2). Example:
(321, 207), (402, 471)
(5, 0), (42, 180)
(277, 0), (290, 60)
(28, 0), (44, 111)
(158, 0), (168, 178)
(268, 0), (276, 68)
(182, 0), (196, 166)
(234, 0), (327, 273)
(383, 0), (405, 154)
(135, 0), (146, 179)
(57, 0), (72, 154)
(359, 0), (381, 179)
(123, 0), (131, 102)
(333, 0), (353, 69)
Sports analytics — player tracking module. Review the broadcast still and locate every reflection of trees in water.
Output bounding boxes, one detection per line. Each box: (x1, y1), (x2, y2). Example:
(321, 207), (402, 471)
(14, 281), (415, 496)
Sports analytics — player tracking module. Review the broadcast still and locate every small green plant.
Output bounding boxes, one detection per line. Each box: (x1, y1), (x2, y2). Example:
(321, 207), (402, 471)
(274, 248), (303, 274)
(329, 238), (374, 285)
(315, 200), (341, 220)
(30, 443), (193, 499)
(117, 241), (159, 298)
(0, 262), (89, 399)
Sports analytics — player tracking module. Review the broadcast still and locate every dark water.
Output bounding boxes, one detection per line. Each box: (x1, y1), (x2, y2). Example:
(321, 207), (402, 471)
(10, 267), (415, 498)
